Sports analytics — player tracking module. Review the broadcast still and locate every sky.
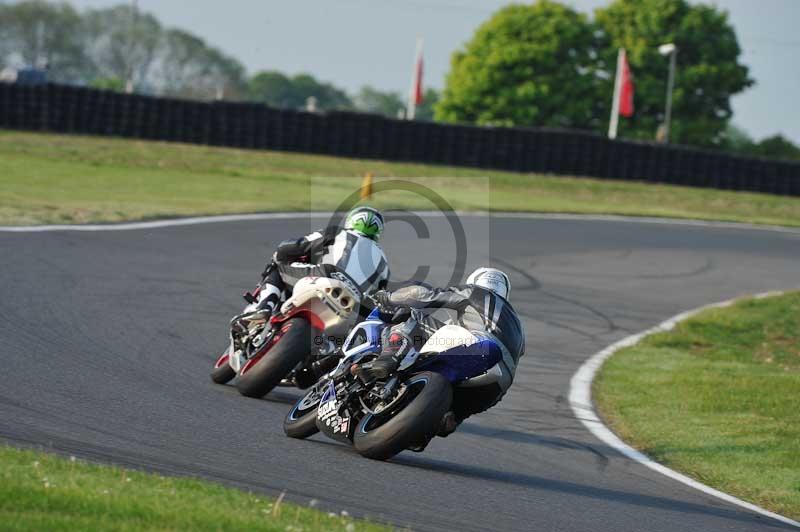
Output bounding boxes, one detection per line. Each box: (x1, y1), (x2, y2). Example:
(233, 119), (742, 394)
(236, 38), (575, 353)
(65, 0), (800, 143)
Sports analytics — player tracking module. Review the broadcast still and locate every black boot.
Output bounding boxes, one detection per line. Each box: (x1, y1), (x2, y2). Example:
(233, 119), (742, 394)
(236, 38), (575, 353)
(437, 411), (460, 437)
(356, 331), (408, 382)
(406, 412), (459, 453)
(356, 353), (400, 382)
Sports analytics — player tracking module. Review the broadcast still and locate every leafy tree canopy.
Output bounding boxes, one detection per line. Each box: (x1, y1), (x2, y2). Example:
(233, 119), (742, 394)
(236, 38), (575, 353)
(0, 0), (89, 83)
(88, 76), (125, 92)
(749, 135), (800, 161)
(595, 0), (752, 146)
(354, 86), (405, 117)
(0, 0), (246, 99)
(354, 86), (439, 121)
(437, 0), (753, 148)
(248, 71), (352, 111)
(718, 124), (800, 161)
(415, 88), (440, 122)
(436, 1), (600, 128)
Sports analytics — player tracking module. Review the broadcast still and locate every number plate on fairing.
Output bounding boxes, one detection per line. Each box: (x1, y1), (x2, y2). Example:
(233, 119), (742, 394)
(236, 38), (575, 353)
(316, 381), (353, 443)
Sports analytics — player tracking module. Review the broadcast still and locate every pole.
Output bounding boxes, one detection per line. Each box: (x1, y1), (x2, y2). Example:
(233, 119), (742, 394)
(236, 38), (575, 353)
(35, 20), (45, 67)
(662, 48), (677, 143)
(125, 0), (138, 93)
(608, 48), (623, 139)
(407, 37), (423, 120)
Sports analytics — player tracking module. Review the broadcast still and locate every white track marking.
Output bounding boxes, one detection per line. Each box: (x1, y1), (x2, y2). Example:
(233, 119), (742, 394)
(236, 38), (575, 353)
(569, 290), (800, 529)
(0, 212), (328, 232)
(489, 212), (800, 235)
(1, 211), (800, 234)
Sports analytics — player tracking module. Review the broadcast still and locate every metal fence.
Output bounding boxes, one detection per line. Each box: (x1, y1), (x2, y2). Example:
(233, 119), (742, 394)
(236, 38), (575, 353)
(2, 83), (798, 196)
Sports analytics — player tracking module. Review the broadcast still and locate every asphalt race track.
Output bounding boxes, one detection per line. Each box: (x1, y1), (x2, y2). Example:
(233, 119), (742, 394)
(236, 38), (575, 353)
(2, 214), (799, 531)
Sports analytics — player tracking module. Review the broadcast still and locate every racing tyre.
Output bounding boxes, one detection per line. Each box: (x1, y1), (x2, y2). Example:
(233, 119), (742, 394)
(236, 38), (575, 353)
(353, 371), (452, 461)
(236, 318), (312, 398)
(210, 348), (236, 384)
(283, 383), (325, 439)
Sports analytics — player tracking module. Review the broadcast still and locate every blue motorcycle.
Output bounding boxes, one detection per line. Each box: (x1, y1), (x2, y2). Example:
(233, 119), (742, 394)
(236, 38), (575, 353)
(283, 306), (503, 460)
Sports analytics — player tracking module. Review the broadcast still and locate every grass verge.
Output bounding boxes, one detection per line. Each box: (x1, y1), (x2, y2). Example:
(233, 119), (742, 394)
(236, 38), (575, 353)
(594, 291), (800, 520)
(0, 445), (387, 531)
(2, 130), (800, 226)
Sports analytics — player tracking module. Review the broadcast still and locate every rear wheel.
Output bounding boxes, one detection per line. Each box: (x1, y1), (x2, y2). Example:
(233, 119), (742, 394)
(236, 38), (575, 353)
(210, 348), (236, 384)
(353, 371), (452, 461)
(283, 383), (325, 439)
(236, 318), (313, 398)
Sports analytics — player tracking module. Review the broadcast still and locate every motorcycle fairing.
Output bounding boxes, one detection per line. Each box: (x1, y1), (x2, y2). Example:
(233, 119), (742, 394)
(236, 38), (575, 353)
(316, 380), (353, 443)
(416, 340), (502, 384)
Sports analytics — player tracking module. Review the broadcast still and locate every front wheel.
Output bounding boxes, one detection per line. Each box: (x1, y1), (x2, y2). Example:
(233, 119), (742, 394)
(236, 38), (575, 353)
(210, 348), (236, 384)
(236, 318), (313, 398)
(353, 371), (452, 461)
(283, 383), (325, 439)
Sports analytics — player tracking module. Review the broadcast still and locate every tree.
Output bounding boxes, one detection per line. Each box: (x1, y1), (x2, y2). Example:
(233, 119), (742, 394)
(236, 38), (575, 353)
(0, 1), (245, 98)
(718, 123), (754, 153)
(747, 135), (800, 161)
(354, 86), (405, 117)
(595, 0), (752, 146)
(89, 76), (125, 92)
(714, 124), (800, 161)
(354, 86), (440, 121)
(292, 73), (352, 110)
(83, 5), (245, 97)
(155, 29), (246, 99)
(0, 0), (92, 83)
(248, 71), (352, 111)
(415, 88), (440, 122)
(435, 1), (601, 129)
(82, 5), (162, 91)
(247, 71), (295, 107)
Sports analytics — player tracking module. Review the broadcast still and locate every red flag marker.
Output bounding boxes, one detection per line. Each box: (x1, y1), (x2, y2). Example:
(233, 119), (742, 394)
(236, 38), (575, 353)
(413, 54), (424, 106)
(608, 48), (635, 138)
(619, 51), (634, 118)
(408, 38), (424, 120)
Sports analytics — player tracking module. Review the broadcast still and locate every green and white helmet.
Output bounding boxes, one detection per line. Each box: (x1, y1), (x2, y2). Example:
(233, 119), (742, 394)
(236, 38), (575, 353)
(344, 206), (385, 241)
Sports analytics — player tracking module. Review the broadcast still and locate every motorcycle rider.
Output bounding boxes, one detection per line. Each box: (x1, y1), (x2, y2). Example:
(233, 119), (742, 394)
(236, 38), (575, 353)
(249, 206), (390, 315)
(357, 267), (524, 437)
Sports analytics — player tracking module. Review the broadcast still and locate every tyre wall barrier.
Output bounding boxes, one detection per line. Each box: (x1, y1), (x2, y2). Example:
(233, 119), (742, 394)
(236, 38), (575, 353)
(1, 83), (798, 196)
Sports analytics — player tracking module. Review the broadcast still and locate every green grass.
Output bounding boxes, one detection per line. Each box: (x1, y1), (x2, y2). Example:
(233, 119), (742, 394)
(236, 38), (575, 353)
(594, 292), (800, 520)
(2, 129), (800, 226)
(0, 445), (388, 531)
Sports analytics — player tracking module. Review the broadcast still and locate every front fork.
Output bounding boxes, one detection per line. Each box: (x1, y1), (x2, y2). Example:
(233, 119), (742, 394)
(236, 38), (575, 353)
(226, 311), (274, 373)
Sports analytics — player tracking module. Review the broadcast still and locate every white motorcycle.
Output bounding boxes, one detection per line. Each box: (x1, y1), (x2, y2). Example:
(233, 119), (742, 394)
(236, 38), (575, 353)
(210, 272), (363, 398)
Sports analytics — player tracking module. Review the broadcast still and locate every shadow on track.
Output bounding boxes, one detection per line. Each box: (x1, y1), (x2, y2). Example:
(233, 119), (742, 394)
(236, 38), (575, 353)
(391, 454), (794, 530)
(280, 424), (793, 530)
(208, 384), (302, 406)
(458, 423), (611, 470)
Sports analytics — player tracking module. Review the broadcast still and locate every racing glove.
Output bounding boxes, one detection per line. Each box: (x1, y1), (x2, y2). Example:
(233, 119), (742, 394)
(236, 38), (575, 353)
(371, 290), (412, 323)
